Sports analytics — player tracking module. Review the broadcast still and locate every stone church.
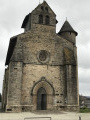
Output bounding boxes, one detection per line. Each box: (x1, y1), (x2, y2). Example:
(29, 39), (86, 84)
(2, 1), (79, 112)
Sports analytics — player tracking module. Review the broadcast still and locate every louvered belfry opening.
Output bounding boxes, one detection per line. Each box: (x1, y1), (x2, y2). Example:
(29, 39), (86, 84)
(39, 14), (43, 24)
(45, 15), (50, 25)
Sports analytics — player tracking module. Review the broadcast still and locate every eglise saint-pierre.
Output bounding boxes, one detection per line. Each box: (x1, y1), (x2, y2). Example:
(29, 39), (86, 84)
(2, 1), (79, 112)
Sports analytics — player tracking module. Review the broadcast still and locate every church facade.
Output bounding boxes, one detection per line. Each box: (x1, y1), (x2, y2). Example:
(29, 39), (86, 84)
(2, 1), (79, 112)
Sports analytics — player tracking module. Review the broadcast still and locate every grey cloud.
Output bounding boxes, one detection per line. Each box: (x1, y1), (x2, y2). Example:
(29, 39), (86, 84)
(0, 63), (5, 93)
(0, 0), (40, 25)
(0, 46), (8, 62)
(79, 67), (90, 96)
(79, 82), (90, 96)
(78, 44), (90, 69)
(76, 22), (90, 45)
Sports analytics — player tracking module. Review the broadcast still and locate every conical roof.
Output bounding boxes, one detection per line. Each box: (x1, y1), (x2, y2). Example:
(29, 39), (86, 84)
(58, 20), (78, 36)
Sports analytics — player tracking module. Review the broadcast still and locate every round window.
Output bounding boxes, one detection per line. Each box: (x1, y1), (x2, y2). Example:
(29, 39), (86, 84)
(39, 50), (47, 61)
(37, 50), (50, 63)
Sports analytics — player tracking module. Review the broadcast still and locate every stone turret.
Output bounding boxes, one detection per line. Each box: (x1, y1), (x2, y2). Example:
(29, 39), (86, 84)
(58, 20), (78, 45)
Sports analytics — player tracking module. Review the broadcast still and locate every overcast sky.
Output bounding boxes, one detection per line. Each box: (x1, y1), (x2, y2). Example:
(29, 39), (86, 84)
(0, 0), (90, 96)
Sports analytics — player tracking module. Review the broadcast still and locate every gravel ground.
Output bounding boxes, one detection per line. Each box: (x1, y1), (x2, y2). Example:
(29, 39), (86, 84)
(0, 111), (90, 120)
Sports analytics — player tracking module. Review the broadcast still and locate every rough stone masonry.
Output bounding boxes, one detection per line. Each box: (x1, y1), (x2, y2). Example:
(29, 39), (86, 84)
(2, 1), (79, 112)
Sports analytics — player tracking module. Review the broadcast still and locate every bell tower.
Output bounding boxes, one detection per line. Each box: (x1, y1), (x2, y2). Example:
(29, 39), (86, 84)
(21, 1), (58, 32)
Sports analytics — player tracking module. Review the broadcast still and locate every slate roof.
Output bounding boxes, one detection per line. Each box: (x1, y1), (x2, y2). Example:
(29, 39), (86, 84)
(5, 37), (17, 65)
(58, 20), (78, 36)
(21, 13), (30, 28)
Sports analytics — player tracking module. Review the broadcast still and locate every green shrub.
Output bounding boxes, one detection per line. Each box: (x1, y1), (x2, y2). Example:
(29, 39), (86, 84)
(80, 108), (90, 113)
(0, 93), (1, 102)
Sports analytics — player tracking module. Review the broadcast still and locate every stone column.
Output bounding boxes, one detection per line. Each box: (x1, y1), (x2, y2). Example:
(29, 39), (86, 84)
(66, 65), (78, 105)
(6, 61), (22, 112)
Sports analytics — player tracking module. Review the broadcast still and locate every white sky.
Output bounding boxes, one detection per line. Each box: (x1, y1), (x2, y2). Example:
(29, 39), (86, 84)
(0, 0), (90, 96)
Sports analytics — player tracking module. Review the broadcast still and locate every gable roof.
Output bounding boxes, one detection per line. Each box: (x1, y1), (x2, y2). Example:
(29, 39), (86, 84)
(32, 1), (56, 15)
(58, 20), (78, 36)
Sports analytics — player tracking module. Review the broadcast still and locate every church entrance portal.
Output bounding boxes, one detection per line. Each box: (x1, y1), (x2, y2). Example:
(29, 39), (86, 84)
(37, 87), (47, 110)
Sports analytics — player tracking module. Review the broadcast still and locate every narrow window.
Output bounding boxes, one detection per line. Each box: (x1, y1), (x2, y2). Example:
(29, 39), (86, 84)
(45, 7), (48, 12)
(45, 15), (50, 25)
(39, 15), (43, 24)
(41, 6), (44, 11)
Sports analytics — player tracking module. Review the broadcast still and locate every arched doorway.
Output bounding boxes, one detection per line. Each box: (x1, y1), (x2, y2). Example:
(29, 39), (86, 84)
(37, 87), (47, 110)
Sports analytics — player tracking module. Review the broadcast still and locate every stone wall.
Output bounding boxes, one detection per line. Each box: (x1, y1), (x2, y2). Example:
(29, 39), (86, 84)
(6, 62), (22, 112)
(2, 68), (9, 110)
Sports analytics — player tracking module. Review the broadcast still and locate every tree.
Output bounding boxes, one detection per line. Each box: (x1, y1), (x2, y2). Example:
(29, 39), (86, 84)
(0, 93), (2, 102)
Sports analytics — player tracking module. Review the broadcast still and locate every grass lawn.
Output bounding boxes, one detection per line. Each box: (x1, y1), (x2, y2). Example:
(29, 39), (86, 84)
(80, 108), (90, 113)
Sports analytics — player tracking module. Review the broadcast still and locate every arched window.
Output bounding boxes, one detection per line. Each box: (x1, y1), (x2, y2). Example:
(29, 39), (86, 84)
(45, 15), (50, 25)
(39, 15), (43, 24)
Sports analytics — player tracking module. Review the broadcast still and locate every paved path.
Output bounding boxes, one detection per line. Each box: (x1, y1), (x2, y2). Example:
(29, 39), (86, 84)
(0, 111), (90, 120)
